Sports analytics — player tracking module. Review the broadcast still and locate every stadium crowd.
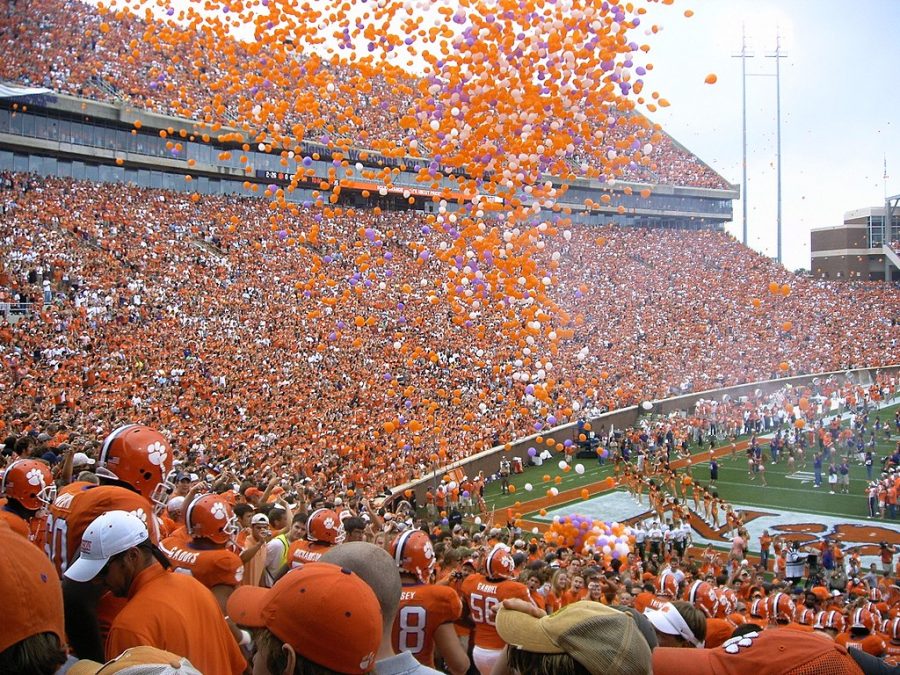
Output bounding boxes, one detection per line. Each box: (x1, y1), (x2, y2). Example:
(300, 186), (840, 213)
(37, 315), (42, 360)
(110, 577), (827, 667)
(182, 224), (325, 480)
(0, 0), (733, 189)
(0, 172), (898, 495)
(0, 167), (897, 671)
(0, 0), (897, 671)
(2, 409), (900, 674)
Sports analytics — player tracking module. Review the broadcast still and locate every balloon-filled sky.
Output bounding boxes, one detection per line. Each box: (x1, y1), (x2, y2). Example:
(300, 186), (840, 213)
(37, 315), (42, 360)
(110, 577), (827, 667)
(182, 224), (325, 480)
(90, 0), (900, 272)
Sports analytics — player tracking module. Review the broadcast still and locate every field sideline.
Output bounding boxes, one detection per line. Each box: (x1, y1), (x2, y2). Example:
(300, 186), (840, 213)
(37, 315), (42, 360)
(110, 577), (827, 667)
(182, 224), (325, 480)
(473, 401), (900, 553)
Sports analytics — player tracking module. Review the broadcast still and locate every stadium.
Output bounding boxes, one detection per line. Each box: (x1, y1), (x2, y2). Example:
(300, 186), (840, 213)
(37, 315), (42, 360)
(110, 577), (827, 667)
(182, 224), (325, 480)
(0, 0), (899, 673)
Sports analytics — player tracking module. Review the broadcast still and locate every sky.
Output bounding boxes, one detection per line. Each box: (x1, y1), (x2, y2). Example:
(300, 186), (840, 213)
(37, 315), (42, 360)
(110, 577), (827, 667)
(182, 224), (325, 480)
(637, 0), (900, 271)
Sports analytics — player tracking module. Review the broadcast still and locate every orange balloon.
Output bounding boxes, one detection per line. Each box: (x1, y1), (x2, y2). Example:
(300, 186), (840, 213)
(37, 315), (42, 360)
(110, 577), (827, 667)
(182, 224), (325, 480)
(782, 321), (792, 332)
(704, 73), (717, 84)
(580, 488), (590, 500)
(508, 484), (516, 494)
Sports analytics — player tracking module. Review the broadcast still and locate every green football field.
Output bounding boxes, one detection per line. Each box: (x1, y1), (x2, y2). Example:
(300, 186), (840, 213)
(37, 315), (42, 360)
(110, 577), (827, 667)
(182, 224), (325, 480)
(480, 401), (900, 524)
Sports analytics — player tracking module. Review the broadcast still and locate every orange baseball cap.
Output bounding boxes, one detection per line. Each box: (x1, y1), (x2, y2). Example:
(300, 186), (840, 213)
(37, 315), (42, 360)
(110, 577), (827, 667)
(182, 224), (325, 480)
(810, 586), (831, 602)
(227, 562), (381, 674)
(0, 519), (65, 653)
(652, 629), (863, 675)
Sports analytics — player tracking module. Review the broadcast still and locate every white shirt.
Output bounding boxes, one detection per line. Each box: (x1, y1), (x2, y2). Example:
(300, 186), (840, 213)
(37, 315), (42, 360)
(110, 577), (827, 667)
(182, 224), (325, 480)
(263, 536), (289, 587)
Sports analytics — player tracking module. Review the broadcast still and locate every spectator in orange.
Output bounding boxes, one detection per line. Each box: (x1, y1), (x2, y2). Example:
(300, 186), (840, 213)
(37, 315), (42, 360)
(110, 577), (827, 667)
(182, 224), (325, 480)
(227, 562), (382, 674)
(63, 510), (246, 674)
(0, 519), (67, 674)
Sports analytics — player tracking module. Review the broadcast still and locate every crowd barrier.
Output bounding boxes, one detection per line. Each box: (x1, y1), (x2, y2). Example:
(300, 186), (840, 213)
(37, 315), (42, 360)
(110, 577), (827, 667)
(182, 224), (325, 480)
(386, 364), (900, 508)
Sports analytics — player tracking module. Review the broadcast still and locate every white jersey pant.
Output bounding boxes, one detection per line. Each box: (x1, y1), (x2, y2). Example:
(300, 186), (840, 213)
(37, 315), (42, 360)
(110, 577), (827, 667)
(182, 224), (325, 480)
(472, 645), (504, 675)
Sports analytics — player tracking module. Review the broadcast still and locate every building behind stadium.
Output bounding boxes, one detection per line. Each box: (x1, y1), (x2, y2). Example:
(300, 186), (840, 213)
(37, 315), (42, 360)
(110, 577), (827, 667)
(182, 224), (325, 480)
(810, 203), (900, 282)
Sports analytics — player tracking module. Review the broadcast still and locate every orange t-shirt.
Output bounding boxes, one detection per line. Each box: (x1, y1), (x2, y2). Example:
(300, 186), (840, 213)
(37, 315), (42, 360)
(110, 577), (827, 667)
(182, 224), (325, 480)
(705, 618), (734, 648)
(47, 483), (160, 576)
(106, 563), (245, 674)
(461, 574), (530, 650)
(160, 538), (243, 588)
(561, 588), (588, 606)
(544, 591), (563, 614)
(0, 506), (31, 539)
(836, 632), (887, 657)
(391, 583), (463, 668)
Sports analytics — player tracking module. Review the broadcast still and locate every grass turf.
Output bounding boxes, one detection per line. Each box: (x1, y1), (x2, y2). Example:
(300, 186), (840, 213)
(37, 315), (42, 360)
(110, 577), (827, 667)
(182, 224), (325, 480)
(478, 401), (900, 524)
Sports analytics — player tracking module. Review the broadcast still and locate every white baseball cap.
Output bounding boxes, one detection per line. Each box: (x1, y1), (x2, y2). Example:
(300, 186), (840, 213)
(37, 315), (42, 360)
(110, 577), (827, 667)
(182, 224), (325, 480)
(64, 511), (149, 583)
(251, 513), (270, 526)
(72, 452), (96, 467)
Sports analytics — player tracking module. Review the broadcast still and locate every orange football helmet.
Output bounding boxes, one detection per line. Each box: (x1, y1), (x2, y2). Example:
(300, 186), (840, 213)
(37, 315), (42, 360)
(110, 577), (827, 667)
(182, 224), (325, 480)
(886, 617), (900, 641)
(766, 592), (795, 624)
(185, 494), (239, 545)
(748, 598), (768, 621)
(861, 601), (883, 624)
(850, 607), (876, 633)
(716, 588), (738, 617)
(485, 544), (516, 580)
(684, 580), (718, 617)
(391, 529), (436, 583)
(1, 459), (55, 511)
(656, 570), (678, 598)
(814, 610), (846, 633)
(795, 607), (816, 626)
(98, 425), (174, 513)
(307, 508), (344, 545)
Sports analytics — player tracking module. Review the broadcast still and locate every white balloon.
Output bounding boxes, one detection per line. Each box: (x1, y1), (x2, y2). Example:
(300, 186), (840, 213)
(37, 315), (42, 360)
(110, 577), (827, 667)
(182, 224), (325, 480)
(524, 483), (533, 492)
(474, 516), (482, 525)
(575, 464), (585, 475)
(549, 487), (559, 497)
(558, 460), (568, 470)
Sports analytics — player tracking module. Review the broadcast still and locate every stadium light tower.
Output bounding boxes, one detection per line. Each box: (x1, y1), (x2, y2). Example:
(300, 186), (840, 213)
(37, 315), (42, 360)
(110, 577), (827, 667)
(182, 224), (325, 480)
(732, 24), (753, 248)
(767, 29), (788, 266)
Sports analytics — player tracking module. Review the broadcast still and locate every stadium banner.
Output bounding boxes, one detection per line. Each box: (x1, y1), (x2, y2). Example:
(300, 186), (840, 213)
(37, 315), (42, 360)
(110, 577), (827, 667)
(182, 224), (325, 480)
(0, 83), (52, 98)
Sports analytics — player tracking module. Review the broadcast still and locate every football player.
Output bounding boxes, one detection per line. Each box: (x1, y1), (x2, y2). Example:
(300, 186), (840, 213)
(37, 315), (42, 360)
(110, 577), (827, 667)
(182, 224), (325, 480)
(48, 424), (174, 661)
(285, 507), (343, 570)
(390, 529), (469, 674)
(0, 458), (55, 544)
(460, 543), (530, 675)
(160, 493), (243, 612)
